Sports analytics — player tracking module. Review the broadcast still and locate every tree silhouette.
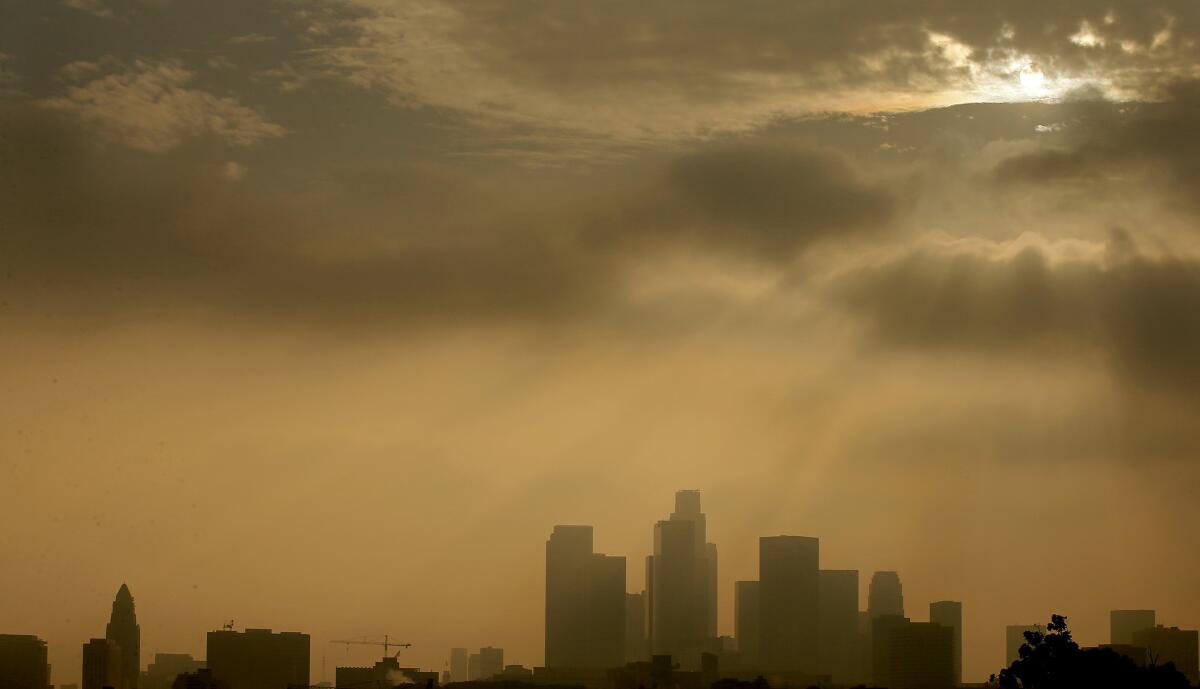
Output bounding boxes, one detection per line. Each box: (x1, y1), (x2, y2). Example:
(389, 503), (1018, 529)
(990, 614), (1189, 689)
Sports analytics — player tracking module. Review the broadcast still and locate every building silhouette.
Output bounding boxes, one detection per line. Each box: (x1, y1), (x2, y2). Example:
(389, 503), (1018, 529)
(625, 592), (648, 663)
(337, 657), (435, 688)
(929, 600), (962, 685)
(170, 669), (227, 689)
(206, 628), (309, 689)
(885, 621), (955, 689)
(759, 535), (819, 672)
(106, 584), (141, 689)
(142, 653), (203, 689)
(871, 614), (908, 687)
(733, 581), (760, 669)
(83, 638), (121, 689)
(467, 652), (480, 680)
(1132, 626), (1199, 684)
(1005, 624), (1043, 665)
(817, 569), (858, 684)
(1110, 610), (1156, 645)
(868, 571), (904, 619)
(478, 647), (504, 680)
(449, 648), (469, 682)
(0, 634), (49, 689)
(545, 525), (626, 669)
(648, 491), (717, 668)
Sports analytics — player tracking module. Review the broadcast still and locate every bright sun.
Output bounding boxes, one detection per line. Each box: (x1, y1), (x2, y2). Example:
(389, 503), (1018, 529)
(1019, 64), (1047, 92)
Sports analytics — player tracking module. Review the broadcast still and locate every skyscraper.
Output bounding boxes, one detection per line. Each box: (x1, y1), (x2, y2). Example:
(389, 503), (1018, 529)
(545, 525), (626, 669)
(886, 621), (955, 689)
(818, 570), (859, 684)
(868, 571), (904, 619)
(0, 634), (49, 689)
(625, 592), (648, 663)
(647, 490), (717, 667)
(206, 628), (309, 689)
(478, 647), (504, 680)
(759, 535), (819, 671)
(106, 583), (141, 689)
(1110, 610), (1156, 645)
(929, 601), (963, 685)
(450, 648), (469, 683)
(734, 581), (760, 669)
(1132, 626), (1199, 684)
(82, 638), (121, 689)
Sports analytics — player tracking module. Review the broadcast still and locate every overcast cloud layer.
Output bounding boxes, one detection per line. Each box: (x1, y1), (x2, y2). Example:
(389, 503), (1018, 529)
(2, 1), (1199, 686)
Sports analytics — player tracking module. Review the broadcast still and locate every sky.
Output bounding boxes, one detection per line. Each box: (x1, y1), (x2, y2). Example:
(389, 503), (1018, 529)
(2, 0), (1200, 685)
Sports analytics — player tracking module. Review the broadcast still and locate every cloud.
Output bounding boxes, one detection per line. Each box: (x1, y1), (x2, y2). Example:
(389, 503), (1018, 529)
(41, 59), (287, 153)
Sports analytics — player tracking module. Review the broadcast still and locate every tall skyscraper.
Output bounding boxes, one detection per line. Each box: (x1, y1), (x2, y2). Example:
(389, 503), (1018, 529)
(82, 638), (121, 689)
(818, 569), (859, 684)
(929, 601), (963, 685)
(886, 621), (955, 689)
(868, 571), (904, 619)
(734, 581), (760, 669)
(545, 525), (626, 669)
(106, 583), (141, 689)
(647, 490), (717, 667)
(1005, 624), (1043, 665)
(871, 615), (909, 687)
(450, 648), (469, 683)
(1133, 626), (1199, 684)
(206, 628), (309, 689)
(1110, 610), (1156, 645)
(0, 634), (49, 689)
(625, 592), (648, 663)
(478, 647), (504, 680)
(759, 535), (819, 672)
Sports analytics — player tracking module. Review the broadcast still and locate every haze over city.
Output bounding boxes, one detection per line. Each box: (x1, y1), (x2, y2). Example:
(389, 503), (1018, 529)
(2, 1), (1200, 688)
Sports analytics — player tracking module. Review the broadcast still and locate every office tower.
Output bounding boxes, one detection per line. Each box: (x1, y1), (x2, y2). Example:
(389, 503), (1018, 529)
(886, 621), (955, 689)
(856, 611), (874, 685)
(0, 634), (49, 689)
(1133, 626), (1199, 684)
(83, 638), (122, 689)
(818, 569), (859, 684)
(1111, 610), (1156, 645)
(545, 525), (626, 669)
(450, 648), (469, 682)
(647, 490), (718, 667)
(868, 571), (904, 619)
(206, 628), (309, 689)
(871, 615), (908, 687)
(143, 653), (204, 689)
(467, 653), (480, 680)
(625, 592), (648, 663)
(478, 647), (503, 679)
(169, 669), (225, 689)
(759, 535), (819, 671)
(106, 583), (141, 689)
(929, 601), (963, 685)
(1005, 624), (1043, 665)
(734, 581), (760, 669)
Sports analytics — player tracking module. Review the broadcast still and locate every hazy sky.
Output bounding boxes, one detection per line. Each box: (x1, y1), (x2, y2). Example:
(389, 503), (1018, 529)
(3, 0), (1200, 685)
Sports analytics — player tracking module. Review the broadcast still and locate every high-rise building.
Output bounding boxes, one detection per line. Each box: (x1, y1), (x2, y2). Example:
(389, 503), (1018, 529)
(871, 615), (909, 687)
(83, 638), (121, 689)
(545, 525), (626, 669)
(106, 584), (141, 689)
(759, 535), (819, 672)
(647, 491), (717, 668)
(734, 581), (760, 669)
(478, 647), (504, 680)
(1005, 624), (1043, 666)
(1110, 610), (1156, 645)
(1132, 626), (1199, 684)
(868, 572), (904, 619)
(143, 653), (204, 689)
(929, 601), (963, 685)
(0, 634), (49, 689)
(625, 592), (648, 663)
(450, 648), (469, 683)
(886, 621), (955, 689)
(467, 653), (480, 680)
(169, 668), (226, 689)
(818, 569), (859, 684)
(206, 629), (309, 689)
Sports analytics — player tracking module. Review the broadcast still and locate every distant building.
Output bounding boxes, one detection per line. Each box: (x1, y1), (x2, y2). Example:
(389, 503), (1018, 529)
(733, 581), (760, 669)
(929, 601), (963, 685)
(868, 572), (904, 619)
(625, 592), (648, 663)
(1005, 624), (1043, 666)
(759, 535), (819, 672)
(818, 570), (858, 684)
(1110, 610), (1156, 645)
(83, 638), (122, 689)
(170, 669), (227, 689)
(106, 584), (141, 689)
(1133, 626), (1199, 684)
(0, 634), (49, 689)
(467, 653), (480, 681)
(545, 525), (626, 669)
(450, 648), (469, 683)
(478, 648), (503, 680)
(647, 491), (718, 670)
(871, 615), (908, 687)
(206, 628), (309, 689)
(336, 658), (434, 688)
(142, 653), (204, 689)
(886, 621), (955, 689)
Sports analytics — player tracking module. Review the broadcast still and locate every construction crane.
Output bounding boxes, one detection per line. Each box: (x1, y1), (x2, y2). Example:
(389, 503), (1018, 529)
(329, 635), (413, 661)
